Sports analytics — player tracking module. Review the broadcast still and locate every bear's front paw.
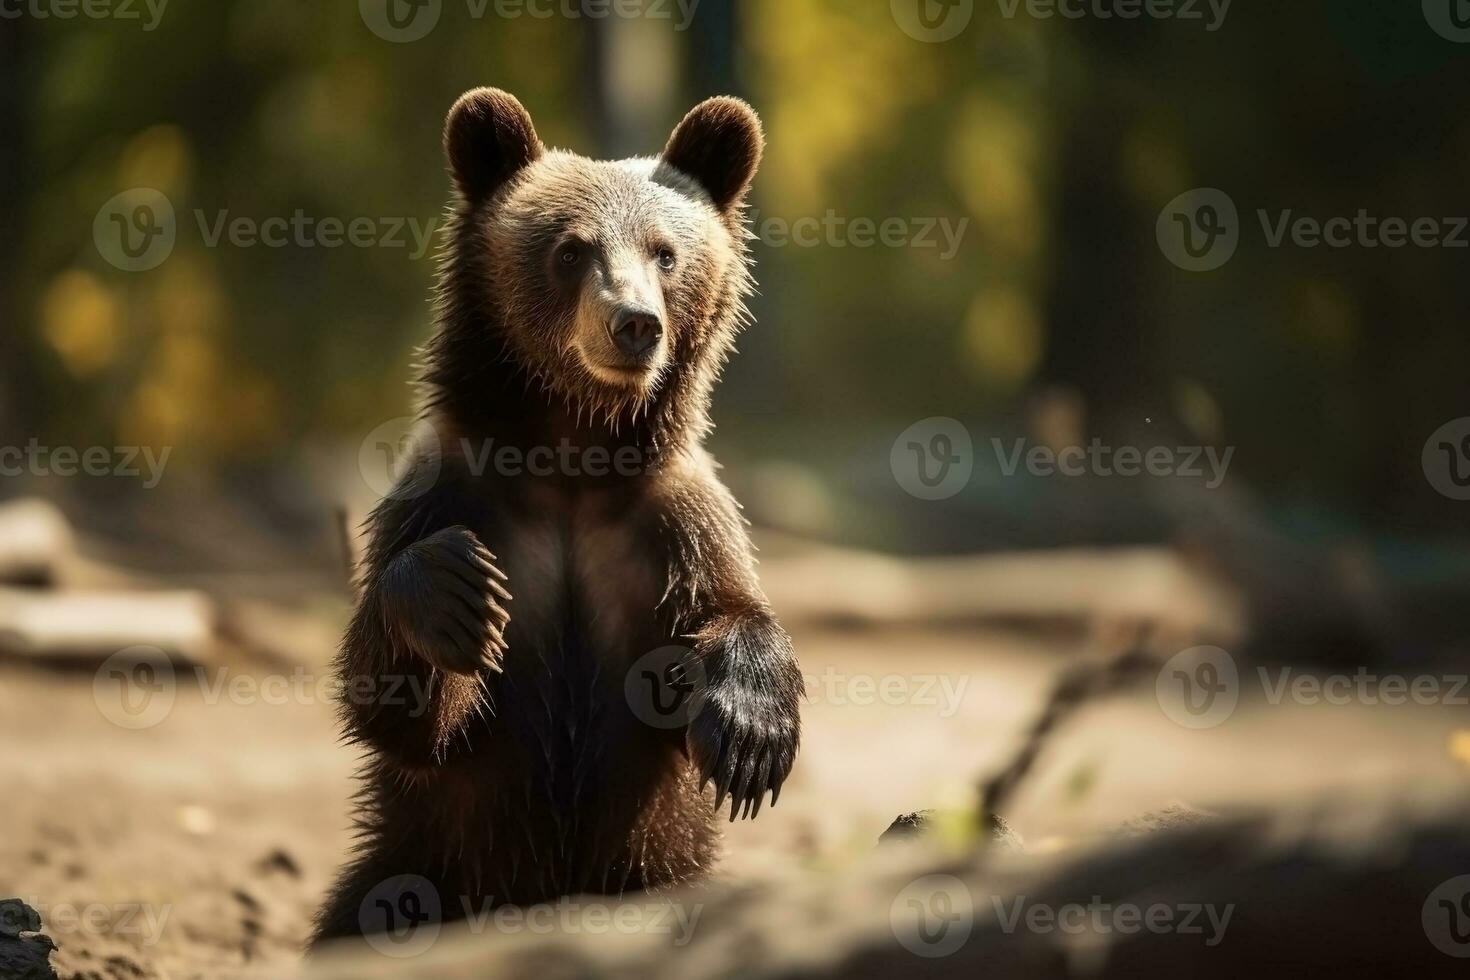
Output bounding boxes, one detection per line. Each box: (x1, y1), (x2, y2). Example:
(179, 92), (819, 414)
(380, 525), (511, 675)
(686, 617), (802, 821)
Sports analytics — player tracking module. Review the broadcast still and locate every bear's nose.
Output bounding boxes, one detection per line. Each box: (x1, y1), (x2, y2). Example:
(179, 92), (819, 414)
(610, 308), (663, 359)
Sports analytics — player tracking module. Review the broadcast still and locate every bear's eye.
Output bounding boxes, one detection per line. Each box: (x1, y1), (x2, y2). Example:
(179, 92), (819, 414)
(559, 246), (581, 267)
(655, 247), (676, 271)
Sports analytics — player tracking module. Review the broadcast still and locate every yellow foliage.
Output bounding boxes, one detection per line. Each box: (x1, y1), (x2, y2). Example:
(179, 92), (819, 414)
(751, 0), (939, 214)
(1173, 379), (1225, 444)
(1450, 730), (1470, 770)
(40, 270), (119, 377)
(117, 124), (193, 196)
(962, 287), (1043, 392)
(948, 93), (1043, 259)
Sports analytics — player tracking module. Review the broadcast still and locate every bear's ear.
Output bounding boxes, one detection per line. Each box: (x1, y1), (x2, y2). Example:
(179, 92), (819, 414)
(444, 88), (544, 203)
(661, 96), (763, 214)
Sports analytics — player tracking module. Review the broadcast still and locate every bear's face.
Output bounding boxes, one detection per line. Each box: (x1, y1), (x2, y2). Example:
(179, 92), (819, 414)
(489, 153), (727, 399)
(440, 89), (763, 427)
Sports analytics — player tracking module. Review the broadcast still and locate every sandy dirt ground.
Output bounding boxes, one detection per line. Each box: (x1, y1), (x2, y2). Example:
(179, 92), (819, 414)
(1, 533), (1467, 979)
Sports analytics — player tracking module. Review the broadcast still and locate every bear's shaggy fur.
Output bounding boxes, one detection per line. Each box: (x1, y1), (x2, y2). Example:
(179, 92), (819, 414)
(310, 88), (803, 947)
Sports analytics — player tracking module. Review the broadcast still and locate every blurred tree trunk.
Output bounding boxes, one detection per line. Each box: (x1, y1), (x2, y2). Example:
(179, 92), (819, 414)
(584, 13), (685, 158)
(1039, 27), (1172, 438)
(0, 20), (31, 451)
(583, 13), (622, 156)
(685, 0), (739, 98)
(584, 0), (740, 156)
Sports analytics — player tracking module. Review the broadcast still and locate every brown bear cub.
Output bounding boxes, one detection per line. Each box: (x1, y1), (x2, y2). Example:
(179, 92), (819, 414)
(310, 88), (803, 947)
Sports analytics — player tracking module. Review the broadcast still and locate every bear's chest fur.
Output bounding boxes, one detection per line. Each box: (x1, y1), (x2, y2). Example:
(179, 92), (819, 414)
(389, 480), (708, 904)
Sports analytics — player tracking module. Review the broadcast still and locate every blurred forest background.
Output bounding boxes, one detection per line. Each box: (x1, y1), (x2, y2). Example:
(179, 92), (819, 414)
(2, 0), (1468, 566)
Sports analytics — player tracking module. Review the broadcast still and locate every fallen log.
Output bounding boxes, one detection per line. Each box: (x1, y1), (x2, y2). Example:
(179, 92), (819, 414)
(0, 498), (73, 586)
(0, 587), (216, 663)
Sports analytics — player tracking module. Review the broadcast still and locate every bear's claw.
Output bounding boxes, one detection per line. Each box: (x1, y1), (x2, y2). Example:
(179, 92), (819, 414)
(685, 619), (802, 821)
(381, 525), (511, 675)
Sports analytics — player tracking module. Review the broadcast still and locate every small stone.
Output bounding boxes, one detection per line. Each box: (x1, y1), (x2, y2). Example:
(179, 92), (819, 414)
(255, 848), (302, 878)
(0, 900), (59, 980)
(0, 900), (41, 939)
(878, 811), (1025, 852)
(879, 811), (933, 843)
